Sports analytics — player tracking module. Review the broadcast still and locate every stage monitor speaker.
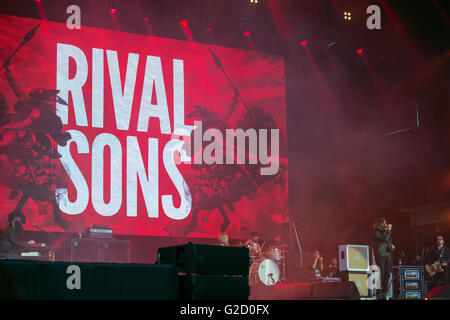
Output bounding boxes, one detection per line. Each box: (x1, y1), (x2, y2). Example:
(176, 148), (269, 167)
(425, 284), (450, 299)
(157, 242), (249, 276)
(274, 283), (313, 300)
(339, 244), (369, 272)
(311, 281), (360, 300)
(179, 274), (249, 300)
(274, 281), (360, 300)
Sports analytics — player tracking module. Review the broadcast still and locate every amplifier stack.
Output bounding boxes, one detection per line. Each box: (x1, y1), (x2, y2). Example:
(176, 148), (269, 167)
(338, 244), (371, 297)
(393, 265), (425, 299)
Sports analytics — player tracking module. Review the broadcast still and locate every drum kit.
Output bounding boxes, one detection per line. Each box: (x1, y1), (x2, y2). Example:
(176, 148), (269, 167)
(248, 244), (288, 286)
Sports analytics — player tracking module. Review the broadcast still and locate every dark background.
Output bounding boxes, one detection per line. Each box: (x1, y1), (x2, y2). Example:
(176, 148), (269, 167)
(0, 0), (449, 268)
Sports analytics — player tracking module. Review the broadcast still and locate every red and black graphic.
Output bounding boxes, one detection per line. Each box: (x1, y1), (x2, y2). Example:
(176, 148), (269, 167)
(0, 24), (71, 231)
(0, 14), (288, 239)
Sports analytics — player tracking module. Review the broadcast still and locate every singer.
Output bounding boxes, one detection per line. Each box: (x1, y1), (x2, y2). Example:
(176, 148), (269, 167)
(372, 218), (394, 299)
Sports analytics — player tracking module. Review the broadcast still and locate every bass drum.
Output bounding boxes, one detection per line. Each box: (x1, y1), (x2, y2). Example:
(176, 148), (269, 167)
(250, 259), (280, 286)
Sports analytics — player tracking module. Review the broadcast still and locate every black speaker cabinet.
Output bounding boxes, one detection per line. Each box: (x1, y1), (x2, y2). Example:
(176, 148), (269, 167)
(0, 260), (179, 300)
(70, 239), (100, 263)
(70, 239), (130, 263)
(100, 240), (130, 263)
(158, 242), (249, 276)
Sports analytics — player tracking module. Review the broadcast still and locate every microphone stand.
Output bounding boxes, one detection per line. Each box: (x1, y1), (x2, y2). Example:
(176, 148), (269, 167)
(291, 221), (303, 268)
(387, 227), (393, 298)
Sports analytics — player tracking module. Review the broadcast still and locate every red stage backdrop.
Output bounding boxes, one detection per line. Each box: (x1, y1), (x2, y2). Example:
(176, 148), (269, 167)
(0, 14), (288, 239)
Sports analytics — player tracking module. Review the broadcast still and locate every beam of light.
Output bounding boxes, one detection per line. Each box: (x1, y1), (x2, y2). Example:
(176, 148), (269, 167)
(379, 0), (419, 56)
(358, 52), (395, 112)
(324, 43), (343, 77)
(34, 0), (49, 32)
(409, 50), (450, 88)
(207, 27), (216, 44)
(244, 31), (256, 50)
(180, 20), (194, 42)
(302, 46), (339, 114)
(266, 0), (294, 46)
(109, 8), (121, 31)
(144, 17), (153, 36)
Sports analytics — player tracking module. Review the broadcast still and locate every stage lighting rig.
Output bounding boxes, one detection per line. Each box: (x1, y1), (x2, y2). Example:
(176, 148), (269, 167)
(344, 11), (352, 21)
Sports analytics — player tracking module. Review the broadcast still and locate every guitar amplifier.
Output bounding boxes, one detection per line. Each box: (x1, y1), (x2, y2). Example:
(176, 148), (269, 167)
(393, 266), (425, 299)
(70, 239), (101, 263)
(70, 239), (130, 263)
(339, 245), (370, 272)
(346, 272), (369, 297)
(86, 225), (113, 239)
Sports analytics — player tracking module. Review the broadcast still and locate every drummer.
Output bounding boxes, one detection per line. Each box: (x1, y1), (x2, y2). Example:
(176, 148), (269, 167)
(245, 232), (263, 261)
(217, 232), (230, 246)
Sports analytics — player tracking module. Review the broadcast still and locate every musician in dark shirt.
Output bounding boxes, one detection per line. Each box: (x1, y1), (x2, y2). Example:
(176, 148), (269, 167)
(425, 235), (449, 286)
(0, 211), (35, 259)
(372, 218), (394, 299)
(326, 257), (341, 278)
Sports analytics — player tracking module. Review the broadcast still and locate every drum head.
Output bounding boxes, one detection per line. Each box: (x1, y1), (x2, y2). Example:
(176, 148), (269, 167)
(258, 259), (280, 286)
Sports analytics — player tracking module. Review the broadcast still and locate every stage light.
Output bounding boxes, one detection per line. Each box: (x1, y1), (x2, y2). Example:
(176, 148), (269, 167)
(344, 12), (352, 20)
(357, 48), (363, 54)
(301, 40), (307, 46)
(144, 17), (148, 21)
(250, 0), (259, 4)
(180, 19), (188, 27)
(243, 30), (251, 37)
(110, 8), (116, 15)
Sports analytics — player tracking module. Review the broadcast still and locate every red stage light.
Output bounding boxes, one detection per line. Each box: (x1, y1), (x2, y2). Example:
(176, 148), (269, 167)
(243, 30), (251, 37)
(324, 46), (328, 51)
(357, 48), (363, 54)
(144, 17), (148, 21)
(180, 19), (188, 27)
(110, 8), (117, 15)
(301, 40), (307, 46)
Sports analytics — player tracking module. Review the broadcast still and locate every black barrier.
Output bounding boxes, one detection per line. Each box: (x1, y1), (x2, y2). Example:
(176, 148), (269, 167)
(0, 259), (179, 300)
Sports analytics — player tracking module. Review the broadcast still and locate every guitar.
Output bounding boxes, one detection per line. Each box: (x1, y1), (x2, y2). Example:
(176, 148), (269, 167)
(425, 260), (448, 277)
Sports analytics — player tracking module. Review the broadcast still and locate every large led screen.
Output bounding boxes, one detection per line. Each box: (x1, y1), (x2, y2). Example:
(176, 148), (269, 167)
(0, 14), (288, 239)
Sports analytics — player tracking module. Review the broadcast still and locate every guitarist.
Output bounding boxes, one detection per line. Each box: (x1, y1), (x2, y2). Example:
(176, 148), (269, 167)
(425, 235), (449, 286)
